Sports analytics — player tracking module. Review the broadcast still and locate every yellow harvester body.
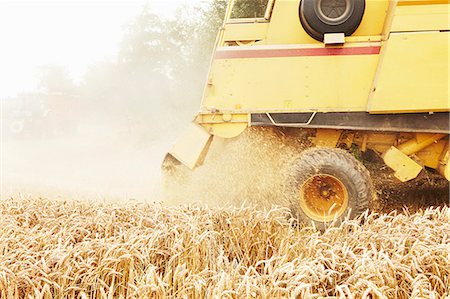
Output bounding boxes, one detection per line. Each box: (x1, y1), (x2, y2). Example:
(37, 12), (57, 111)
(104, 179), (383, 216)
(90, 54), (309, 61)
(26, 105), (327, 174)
(168, 0), (449, 182)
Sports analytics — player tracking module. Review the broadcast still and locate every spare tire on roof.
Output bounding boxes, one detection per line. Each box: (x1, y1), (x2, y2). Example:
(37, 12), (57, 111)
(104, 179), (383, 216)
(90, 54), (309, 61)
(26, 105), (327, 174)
(299, 0), (365, 42)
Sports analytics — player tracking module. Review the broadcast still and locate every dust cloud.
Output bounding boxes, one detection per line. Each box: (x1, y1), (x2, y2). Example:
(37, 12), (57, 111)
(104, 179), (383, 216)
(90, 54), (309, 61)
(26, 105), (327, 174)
(1, 65), (199, 202)
(163, 127), (310, 209)
(1, 118), (181, 202)
(1, 113), (303, 207)
(1, 1), (215, 203)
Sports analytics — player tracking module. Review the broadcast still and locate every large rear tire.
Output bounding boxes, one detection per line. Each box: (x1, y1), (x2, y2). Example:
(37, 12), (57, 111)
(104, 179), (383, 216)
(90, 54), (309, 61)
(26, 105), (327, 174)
(286, 147), (374, 230)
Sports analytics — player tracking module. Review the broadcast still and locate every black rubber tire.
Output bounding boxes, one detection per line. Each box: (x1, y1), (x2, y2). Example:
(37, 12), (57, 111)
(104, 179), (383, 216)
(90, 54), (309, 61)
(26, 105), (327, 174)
(299, 0), (365, 42)
(286, 147), (374, 230)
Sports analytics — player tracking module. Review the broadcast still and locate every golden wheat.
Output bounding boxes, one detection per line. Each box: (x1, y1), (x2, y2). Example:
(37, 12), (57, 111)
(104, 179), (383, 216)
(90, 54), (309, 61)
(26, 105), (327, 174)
(0, 197), (449, 298)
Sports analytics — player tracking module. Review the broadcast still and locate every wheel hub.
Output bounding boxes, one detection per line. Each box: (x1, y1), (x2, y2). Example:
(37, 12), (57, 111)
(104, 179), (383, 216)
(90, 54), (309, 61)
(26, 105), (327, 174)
(299, 174), (349, 222)
(315, 0), (353, 25)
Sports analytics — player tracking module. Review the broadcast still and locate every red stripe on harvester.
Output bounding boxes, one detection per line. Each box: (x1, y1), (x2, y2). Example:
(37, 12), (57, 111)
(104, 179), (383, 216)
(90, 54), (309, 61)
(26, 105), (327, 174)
(215, 46), (381, 59)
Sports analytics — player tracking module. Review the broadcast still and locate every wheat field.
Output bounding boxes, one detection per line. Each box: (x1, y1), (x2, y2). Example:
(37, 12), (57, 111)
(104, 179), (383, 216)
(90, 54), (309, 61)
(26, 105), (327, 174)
(0, 197), (449, 298)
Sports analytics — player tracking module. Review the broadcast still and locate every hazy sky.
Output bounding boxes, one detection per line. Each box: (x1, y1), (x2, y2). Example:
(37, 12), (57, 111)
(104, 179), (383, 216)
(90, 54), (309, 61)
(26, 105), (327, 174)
(0, 0), (205, 97)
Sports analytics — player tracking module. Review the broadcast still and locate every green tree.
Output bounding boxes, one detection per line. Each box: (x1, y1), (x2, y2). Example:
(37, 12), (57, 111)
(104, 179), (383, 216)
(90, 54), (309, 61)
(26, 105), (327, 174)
(231, 0), (269, 18)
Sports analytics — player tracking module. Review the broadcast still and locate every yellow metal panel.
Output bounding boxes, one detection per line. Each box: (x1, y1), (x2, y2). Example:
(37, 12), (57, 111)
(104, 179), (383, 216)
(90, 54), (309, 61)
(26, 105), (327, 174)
(198, 113), (249, 124)
(391, 4), (450, 31)
(346, 36), (383, 42)
(438, 144), (450, 180)
(353, 0), (390, 37)
(354, 132), (398, 153)
(197, 113), (249, 138)
(223, 23), (269, 42)
(204, 45), (380, 112)
(169, 123), (212, 169)
(202, 123), (248, 138)
(369, 32), (449, 113)
(397, 0), (450, 5)
(440, 160), (450, 180)
(265, 0), (317, 44)
(310, 129), (343, 147)
(383, 146), (423, 181)
(382, 0), (399, 39)
(416, 140), (447, 168)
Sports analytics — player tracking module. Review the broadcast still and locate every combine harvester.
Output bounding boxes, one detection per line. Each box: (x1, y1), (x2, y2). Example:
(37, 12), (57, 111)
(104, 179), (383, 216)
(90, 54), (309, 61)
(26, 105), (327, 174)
(163, 0), (449, 227)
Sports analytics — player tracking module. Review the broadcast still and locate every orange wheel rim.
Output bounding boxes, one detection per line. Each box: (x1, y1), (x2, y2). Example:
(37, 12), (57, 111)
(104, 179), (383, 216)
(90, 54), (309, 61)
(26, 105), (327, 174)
(299, 174), (349, 222)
